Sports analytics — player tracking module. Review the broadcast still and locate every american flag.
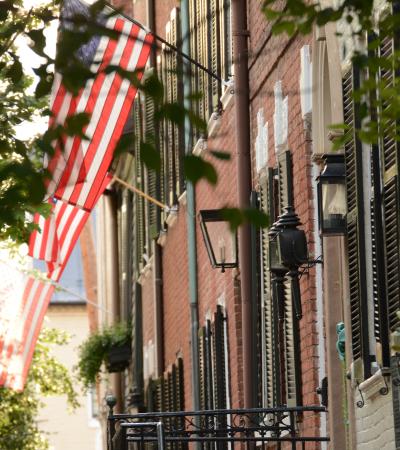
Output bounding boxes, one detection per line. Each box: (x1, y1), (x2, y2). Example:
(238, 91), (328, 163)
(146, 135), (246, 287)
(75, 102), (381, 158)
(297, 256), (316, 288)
(0, 263), (55, 391)
(46, 0), (153, 210)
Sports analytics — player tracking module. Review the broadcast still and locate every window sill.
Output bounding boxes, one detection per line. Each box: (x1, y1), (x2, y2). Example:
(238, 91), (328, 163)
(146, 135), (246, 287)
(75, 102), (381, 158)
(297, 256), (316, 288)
(138, 255), (154, 284)
(358, 369), (390, 401)
(165, 205), (178, 228)
(193, 138), (207, 157)
(221, 79), (234, 111)
(207, 112), (222, 139)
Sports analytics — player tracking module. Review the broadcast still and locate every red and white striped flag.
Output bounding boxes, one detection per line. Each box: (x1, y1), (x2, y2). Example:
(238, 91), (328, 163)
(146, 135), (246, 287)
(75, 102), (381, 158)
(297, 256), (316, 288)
(0, 261), (55, 391)
(46, 0), (153, 210)
(29, 174), (112, 268)
(2, 176), (112, 391)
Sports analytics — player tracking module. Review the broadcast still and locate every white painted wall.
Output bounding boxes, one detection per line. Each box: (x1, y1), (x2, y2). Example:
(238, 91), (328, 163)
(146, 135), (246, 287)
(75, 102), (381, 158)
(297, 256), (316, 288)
(38, 304), (102, 450)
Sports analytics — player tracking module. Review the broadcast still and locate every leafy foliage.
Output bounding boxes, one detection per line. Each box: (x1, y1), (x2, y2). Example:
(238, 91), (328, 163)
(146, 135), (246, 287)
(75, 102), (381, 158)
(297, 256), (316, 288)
(263, 0), (400, 153)
(75, 321), (131, 389)
(0, 328), (78, 450)
(0, 0), (270, 241)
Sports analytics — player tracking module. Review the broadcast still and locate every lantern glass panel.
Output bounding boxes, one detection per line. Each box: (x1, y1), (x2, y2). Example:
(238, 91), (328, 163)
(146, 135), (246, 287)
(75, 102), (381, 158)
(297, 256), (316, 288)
(321, 180), (346, 232)
(204, 220), (236, 266)
(269, 235), (286, 272)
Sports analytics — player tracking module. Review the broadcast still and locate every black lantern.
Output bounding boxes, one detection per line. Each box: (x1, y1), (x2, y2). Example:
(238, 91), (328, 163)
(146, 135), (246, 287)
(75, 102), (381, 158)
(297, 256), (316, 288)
(199, 209), (238, 272)
(268, 206), (308, 319)
(317, 154), (346, 235)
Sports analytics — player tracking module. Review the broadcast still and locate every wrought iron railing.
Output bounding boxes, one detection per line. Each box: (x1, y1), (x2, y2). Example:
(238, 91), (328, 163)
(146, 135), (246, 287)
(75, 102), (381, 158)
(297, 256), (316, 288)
(107, 404), (329, 450)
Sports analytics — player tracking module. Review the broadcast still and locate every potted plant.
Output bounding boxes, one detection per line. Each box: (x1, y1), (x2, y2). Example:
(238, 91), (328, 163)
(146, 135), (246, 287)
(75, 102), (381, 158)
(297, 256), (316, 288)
(76, 322), (131, 389)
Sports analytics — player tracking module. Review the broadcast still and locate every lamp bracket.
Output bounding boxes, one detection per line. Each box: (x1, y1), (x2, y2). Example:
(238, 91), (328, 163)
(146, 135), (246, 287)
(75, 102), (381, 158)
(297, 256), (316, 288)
(298, 255), (323, 278)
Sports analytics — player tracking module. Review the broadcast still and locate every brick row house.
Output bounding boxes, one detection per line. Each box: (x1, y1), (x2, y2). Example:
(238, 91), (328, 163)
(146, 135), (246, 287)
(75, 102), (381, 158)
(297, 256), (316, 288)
(92, 0), (400, 448)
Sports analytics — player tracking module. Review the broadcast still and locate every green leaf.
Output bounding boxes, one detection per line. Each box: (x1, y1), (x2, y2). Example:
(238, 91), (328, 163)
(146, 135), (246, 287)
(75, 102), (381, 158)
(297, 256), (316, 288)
(140, 141), (161, 171)
(35, 76), (53, 98)
(184, 155), (218, 185)
(209, 150), (231, 160)
(65, 112), (91, 136)
(221, 207), (244, 231)
(28, 29), (46, 56)
(272, 21), (296, 36)
(6, 60), (23, 84)
(243, 208), (269, 228)
(114, 131), (134, 157)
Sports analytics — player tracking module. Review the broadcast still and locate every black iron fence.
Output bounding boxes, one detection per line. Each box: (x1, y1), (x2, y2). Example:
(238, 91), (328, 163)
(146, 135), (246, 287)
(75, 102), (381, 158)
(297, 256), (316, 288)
(107, 405), (329, 450)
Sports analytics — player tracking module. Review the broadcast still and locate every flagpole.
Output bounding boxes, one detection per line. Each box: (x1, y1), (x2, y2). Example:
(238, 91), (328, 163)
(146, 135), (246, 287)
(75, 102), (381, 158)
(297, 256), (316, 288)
(112, 175), (169, 211)
(104, 2), (225, 85)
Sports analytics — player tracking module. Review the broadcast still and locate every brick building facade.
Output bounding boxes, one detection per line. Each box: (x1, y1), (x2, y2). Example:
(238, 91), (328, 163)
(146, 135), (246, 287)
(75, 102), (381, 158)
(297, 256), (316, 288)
(93, 0), (400, 448)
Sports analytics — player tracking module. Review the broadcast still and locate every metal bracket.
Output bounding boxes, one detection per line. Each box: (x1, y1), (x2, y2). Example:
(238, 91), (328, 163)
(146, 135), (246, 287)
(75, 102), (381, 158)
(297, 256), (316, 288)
(298, 255), (323, 278)
(380, 368), (391, 395)
(356, 381), (365, 408)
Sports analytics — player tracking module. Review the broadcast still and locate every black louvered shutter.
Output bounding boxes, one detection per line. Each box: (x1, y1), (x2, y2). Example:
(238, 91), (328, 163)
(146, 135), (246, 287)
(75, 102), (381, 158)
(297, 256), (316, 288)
(259, 169), (280, 408)
(379, 35), (400, 334)
(133, 97), (145, 272)
(276, 151), (302, 406)
(120, 191), (133, 319)
(220, 0), (231, 81)
(343, 68), (371, 380)
(198, 0), (209, 123)
(210, 0), (221, 111)
(198, 326), (208, 410)
(204, 320), (214, 410)
(170, 9), (185, 198)
(144, 84), (160, 244)
(164, 22), (176, 205)
(277, 150), (294, 210)
(189, 0), (200, 142)
(212, 306), (227, 410)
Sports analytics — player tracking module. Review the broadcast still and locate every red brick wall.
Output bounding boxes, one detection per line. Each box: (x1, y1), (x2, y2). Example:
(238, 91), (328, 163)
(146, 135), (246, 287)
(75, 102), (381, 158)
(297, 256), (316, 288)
(114, 0), (321, 425)
(248, 0), (319, 435)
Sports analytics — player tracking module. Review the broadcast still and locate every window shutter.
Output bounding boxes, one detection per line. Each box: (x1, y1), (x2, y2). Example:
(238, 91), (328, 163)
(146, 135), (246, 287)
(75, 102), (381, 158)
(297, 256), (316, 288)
(283, 279), (302, 406)
(144, 85), (160, 242)
(133, 97), (145, 272)
(275, 150), (302, 405)
(198, 326), (207, 410)
(220, 0), (231, 81)
(198, 0), (209, 123)
(120, 191), (133, 319)
(259, 169), (280, 408)
(175, 358), (185, 411)
(204, 320), (214, 410)
(164, 23), (176, 206)
(379, 35), (400, 333)
(210, 0), (221, 110)
(277, 150), (294, 212)
(170, 9), (185, 198)
(189, 0), (200, 142)
(212, 306), (227, 410)
(343, 67), (371, 380)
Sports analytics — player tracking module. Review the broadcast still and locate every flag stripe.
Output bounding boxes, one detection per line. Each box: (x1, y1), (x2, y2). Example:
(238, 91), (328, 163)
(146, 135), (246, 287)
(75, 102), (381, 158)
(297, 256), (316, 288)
(46, 17), (120, 194)
(54, 19), (133, 201)
(65, 23), (142, 205)
(0, 278), (43, 385)
(77, 30), (152, 209)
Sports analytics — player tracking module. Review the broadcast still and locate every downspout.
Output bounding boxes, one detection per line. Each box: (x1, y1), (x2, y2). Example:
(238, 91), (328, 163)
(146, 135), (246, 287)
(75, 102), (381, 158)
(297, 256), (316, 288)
(232, 0), (254, 408)
(181, 0), (200, 413)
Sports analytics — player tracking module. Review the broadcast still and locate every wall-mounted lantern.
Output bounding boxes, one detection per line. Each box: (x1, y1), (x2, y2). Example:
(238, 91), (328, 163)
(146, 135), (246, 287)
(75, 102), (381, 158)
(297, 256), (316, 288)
(199, 209), (238, 273)
(268, 206), (309, 319)
(317, 154), (346, 235)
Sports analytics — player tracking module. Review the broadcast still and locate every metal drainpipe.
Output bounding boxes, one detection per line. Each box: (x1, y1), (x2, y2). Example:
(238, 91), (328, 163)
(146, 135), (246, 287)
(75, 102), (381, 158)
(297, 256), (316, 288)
(181, 0), (201, 413)
(231, 0), (254, 409)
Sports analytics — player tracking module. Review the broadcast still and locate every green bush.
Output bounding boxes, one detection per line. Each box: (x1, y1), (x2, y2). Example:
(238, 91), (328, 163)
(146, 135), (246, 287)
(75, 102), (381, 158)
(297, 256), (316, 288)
(76, 322), (131, 389)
